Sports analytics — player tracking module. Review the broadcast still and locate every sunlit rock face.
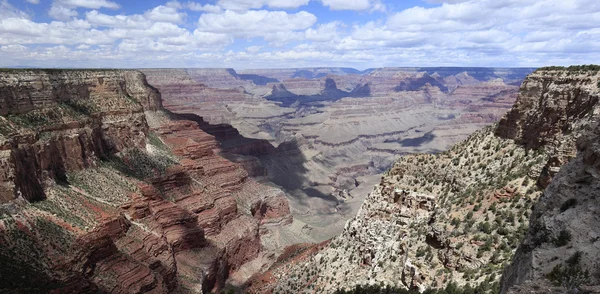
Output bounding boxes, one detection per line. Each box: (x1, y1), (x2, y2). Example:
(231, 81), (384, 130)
(0, 69), (300, 293)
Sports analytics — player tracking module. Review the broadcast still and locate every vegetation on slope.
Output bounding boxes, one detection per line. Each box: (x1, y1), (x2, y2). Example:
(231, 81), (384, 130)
(536, 64), (600, 72)
(334, 282), (499, 294)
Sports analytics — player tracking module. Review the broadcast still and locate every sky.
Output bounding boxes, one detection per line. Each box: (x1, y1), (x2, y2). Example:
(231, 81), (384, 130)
(0, 0), (599, 69)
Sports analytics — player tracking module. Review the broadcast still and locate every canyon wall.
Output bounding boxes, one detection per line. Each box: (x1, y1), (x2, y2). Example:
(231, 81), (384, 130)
(0, 70), (159, 203)
(260, 67), (600, 293)
(144, 67), (534, 242)
(0, 69), (299, 293)
(500, 69), (600, 293)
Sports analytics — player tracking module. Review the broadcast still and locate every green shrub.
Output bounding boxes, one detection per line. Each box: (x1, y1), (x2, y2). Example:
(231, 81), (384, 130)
(554, 229), (572, 247)
(478, 222), (492, 234)
(546, 253), (590, 290)
(465, 211), (473, 220)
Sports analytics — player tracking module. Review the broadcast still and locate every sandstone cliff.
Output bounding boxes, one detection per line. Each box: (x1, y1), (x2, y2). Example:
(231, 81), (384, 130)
(501, 114), (600, 294)
(0, 69), (295, 293)
(265, 67), (600, 293)
(500, 68), (600, 293)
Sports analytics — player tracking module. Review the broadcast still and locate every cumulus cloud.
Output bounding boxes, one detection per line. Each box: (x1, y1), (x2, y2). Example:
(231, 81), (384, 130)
(246, 45), (262, 53)
(165, 1), (222, 13)
(197, 10), (317, 40)
(56, 0), (120, 9)
(184, 2), (223, 13)
(144, 5), (186, 23)
(49, 0), (120, 21)
(86, 10), (151, 29)
(217, 0), (310, 12)
(321, 0), (385, 11)
(1, 0), (600, 68)
(305, 21), (343, 42)
(422, 0), (472, 3)
(25, 0), (40, 4)
(0, 0), (31, 19)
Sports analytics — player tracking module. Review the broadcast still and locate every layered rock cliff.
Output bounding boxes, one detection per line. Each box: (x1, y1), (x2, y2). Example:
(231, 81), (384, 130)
(500, 68), (600, 293)
(0, 69), (296, 293)
(0, 69), (160, 203)
(146, 67), (532, 243)
(501, 116), (600, 294)
(265, 67), (600, 293)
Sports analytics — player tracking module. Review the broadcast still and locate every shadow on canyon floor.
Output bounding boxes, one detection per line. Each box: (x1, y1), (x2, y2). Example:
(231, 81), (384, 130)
(168, 111), (334, 203)
(384, 131), (436, 147)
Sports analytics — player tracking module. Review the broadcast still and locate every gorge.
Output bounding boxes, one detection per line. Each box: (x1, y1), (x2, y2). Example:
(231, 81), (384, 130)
(0, 66), (598, 294)
(142, 67), (533, 242)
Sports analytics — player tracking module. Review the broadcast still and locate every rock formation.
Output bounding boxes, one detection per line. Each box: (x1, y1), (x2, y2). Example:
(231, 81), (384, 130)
(261, 67), (600, 293)
(0, 69), (299, 293)
(501, 117), (600, 294)
(500, 68), (600, 293)
(144, 67), (534, 242)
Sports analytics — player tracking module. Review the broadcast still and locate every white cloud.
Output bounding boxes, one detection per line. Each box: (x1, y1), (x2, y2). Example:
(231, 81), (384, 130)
(1, 44), (27, 53)
(246, 45), (262, 53)
(55, 0), (119, 9)
(320, 0), (385, 11)
(48, 5), (78, 21)
(86, 10), (151, 29)
(305, 21), (343, 42)
(184, 2), (223, 13)
(217, 0), (310, 12)
(165, 0), (222, 13)
(144, 5), (186, 23)
(86, 5), (186, 28)
(197, 10), (317, 40)
(25, 0), (40, 4)
(423, 0), (472, 3)
(0, 0), (30, 19)
(0, 18), (45, 36)
(49, 0), (120, 21)
(1, 0), (600, 68)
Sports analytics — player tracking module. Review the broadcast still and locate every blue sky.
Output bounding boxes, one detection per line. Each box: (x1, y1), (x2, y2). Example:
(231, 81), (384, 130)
(0, 0), (599, 69)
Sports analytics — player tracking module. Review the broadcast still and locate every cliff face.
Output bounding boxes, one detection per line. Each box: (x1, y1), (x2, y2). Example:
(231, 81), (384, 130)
(500, 70), (600, 293)
(501, 120), (600, 294)
(496, 70), (599, 187)
(0, 70), (295, 293)
(267, 68), (600, 293)
(0, 70), (162, 203)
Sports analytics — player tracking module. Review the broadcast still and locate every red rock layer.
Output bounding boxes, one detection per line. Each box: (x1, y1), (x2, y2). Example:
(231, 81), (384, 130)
(0, 69), (294, 293)
(150, 118), (292, 290)
(0, 70), (158, 203)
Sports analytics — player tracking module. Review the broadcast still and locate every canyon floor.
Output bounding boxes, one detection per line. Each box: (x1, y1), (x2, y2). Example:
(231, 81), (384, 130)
(143, 67), (534, 241)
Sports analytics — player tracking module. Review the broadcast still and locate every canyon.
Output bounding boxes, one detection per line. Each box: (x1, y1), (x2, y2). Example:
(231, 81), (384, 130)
(0, 69), (308, 293)
(251, 67), (600, 293)
(2, 66), (598, 294)
(142, 67), (533, 241)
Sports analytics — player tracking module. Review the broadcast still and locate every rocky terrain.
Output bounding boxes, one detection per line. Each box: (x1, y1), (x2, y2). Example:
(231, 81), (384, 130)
(2, 67), (599, 294)
(0, 69), (308, 293)
(143, 67), (534, 241)
(249, 66), (600, 293)
(501, 124), (600, 294)
(500, 67), (600, 294)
